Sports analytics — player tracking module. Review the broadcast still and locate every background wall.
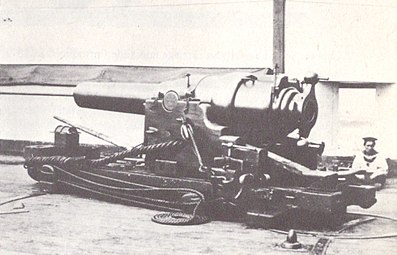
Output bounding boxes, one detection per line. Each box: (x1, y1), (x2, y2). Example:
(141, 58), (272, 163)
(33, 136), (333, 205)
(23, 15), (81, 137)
(0, 0), (273, 68)
(285, 0), (397, 82)
(1, 0), (396, 81)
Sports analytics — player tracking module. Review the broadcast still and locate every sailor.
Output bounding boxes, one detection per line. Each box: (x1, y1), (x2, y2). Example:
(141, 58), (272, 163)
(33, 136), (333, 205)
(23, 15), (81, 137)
(352, 137), (389, 188)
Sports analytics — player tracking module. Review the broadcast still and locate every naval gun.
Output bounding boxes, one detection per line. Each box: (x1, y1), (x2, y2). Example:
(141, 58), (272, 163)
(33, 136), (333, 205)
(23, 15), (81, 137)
(25, 70), (377, 226)
(74, 71), (320, 170)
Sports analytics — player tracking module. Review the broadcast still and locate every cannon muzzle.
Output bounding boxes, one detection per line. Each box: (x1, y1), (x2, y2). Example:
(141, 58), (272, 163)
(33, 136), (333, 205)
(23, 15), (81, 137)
(74, 82), (155, 114)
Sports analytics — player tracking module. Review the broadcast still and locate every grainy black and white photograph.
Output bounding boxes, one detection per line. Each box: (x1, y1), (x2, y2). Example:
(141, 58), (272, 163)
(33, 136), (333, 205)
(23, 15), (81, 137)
(0, 0), (396, 254)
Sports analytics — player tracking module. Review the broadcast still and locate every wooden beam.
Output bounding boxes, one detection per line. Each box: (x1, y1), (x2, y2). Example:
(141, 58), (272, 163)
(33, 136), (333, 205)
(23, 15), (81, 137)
(267, 151), (336, 177)
(273, 0), (286, 73)
(0, 65), (260, 86)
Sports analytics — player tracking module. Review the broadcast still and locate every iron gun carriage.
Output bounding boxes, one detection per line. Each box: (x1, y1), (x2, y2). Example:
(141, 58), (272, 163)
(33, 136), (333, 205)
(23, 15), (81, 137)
(24, 70), (377, 226)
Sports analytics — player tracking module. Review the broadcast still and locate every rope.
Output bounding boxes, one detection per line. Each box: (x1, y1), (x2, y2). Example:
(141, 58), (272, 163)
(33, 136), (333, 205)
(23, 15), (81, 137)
(23, 125), (213, 225)
(53, 166), (209, 225)
(88, 140), (184, 167)
(152, 212), (210, 225)
(0, 211), (30, 215)
(56, 167), (209, 225)
(0, 193), (46, 206)
(0, 193), (46, 216)
(269, 211), (397, 240)
(58, 180), (185, 212)
(54, 165), (203, 207)
(24, 140), (185, 169)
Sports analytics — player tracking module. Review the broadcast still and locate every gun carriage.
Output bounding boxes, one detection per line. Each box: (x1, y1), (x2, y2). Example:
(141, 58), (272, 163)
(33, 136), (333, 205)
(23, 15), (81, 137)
(24, 70), (377, 226)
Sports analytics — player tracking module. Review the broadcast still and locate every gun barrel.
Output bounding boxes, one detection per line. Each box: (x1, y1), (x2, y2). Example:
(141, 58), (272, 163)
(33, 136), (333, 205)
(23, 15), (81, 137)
(73, 72), (318, 141)
(73, 82), (159, 114)
(73, 76), (199, 114)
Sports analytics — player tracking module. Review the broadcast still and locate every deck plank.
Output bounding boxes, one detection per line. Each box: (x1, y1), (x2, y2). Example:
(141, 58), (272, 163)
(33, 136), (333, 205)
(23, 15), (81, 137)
(0, 164), (396, 254)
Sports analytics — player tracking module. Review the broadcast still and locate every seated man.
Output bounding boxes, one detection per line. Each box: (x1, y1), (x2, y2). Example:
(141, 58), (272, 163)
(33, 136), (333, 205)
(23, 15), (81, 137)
(352, 137), (389, 188)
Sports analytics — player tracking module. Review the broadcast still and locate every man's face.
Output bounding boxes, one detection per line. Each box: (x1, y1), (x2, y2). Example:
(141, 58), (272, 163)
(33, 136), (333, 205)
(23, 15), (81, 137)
(364, 141), (375, 153)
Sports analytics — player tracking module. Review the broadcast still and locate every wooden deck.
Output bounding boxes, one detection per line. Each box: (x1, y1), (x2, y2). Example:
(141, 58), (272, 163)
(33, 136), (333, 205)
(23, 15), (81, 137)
(0, 163), (396, 254)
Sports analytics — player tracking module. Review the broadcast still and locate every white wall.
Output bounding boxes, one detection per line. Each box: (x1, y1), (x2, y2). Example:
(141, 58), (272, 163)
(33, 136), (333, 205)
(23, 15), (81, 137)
(376, 84), (397, 158)
(285, 0), (397, 82)
(0, 0), (273, 67)
(309, 82), (339, 151)
(1, 0), (395, 81)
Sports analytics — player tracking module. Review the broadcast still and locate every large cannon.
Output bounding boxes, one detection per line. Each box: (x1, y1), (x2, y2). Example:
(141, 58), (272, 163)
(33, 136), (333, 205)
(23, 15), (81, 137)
(25, 70), (377, 227)
(74, 71), (318, 142)
(74, 71), (321, 168)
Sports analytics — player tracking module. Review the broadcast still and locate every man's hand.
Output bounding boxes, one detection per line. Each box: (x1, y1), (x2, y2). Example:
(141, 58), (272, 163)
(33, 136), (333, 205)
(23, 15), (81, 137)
(370, 172), (385, 179)
(356, 174), (365, 180)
